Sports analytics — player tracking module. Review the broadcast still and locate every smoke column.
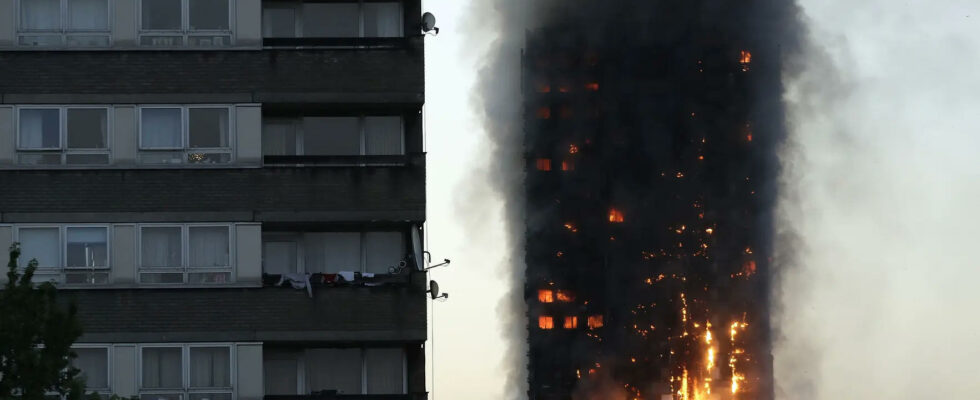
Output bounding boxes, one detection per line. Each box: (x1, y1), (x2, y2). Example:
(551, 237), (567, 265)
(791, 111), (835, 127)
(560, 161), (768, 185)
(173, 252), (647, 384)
(774, 1), (980, 398)
(466, 0), (806, 398)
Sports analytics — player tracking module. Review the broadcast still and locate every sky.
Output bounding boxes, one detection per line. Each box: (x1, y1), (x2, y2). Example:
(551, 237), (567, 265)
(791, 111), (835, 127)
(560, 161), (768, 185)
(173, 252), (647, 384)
(421, 0), (980, 399)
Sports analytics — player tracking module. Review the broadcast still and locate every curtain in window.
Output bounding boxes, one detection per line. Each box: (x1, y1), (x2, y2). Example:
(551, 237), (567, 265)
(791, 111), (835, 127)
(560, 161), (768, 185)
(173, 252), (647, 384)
(363, 3), (401, 38)
(189, 227), (229, 268)
(263, 241), (297, 275)
(303, 3), (358, 38)
(19, 109), (60, 149)
(190, 347), (230, 388)
(306, 232), (360, 273)
(19, 228), (60, 269)
(66, 227), (108, 268)
(263, 350), (299, 395)
(67, 108), (108, 149)
(141, 227), (182, 268)
(142, 347), (183, 389)
(364, 116), (402, 155)
(363, 232), (402, 274)
(305, 349), (362, 394)
(262, 7), (296, 38)
(262, 120), (299, 156)
(21, 0), (60, 30)
(74, 348), (109, 389)
(188, 0), (229, 30)
(189, 108), (229, 148)
(142, 0), (182, 30)
(141, 108), (182, 148)
(365, 348), (404, 394)
(68, 0), (109, 30)
(304, 117), (360, 156)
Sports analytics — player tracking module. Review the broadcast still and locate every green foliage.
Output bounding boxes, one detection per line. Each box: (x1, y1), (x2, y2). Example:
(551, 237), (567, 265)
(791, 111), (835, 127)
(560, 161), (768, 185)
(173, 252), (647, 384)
(0, 243), (85, 399)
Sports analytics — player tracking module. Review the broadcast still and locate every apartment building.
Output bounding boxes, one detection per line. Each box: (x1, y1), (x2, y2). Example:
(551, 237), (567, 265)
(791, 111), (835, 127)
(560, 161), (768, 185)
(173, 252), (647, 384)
(0, 1), (427, 399)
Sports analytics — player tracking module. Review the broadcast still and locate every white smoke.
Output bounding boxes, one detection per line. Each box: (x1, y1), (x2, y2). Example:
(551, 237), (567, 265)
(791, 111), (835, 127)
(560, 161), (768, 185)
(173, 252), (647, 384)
(775, 1), (980, 398)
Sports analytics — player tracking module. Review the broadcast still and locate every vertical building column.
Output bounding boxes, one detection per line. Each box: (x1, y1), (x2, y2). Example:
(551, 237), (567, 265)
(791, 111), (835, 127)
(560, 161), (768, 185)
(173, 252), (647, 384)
(0, 1), (14, 47)
(112, 345), (138, 397)
(0, 107), (13, 165)
(235, 105), (263, 165)
(236, 0), (263, 47)
(236, 343), (264, 400)
(112, 225), (137, 284)
(112, 106), (137, 165)
(236, 223), (262, 283)
(113, 0), (138, 47)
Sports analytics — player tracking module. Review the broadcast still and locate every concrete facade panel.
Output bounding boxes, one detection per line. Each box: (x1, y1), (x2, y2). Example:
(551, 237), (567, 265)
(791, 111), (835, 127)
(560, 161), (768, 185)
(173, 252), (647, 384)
(236, 0), (262, 47)
(0, 106), (12, 164)
(0, 2), (12, 47)
(237, 343), (264, 400)
(236, 223), (262, 283)
(112, 345), (138, 397)
(112, 0), (137, 47)
(111, 224), (136, 284)
(235, 105), (262, 164)
(112, 106), (137, 164)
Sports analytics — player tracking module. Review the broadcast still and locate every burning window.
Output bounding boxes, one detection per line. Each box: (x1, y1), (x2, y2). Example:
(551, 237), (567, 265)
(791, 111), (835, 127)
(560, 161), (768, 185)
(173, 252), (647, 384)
(568, 144), (579, 154)
(538, 289), (554, 303)
(740, 50), (752, 71)
(584, 82), (599, 91)
(538, 316), (554, 330)
(588, 315), (604, 329)
(536, 107), (551, 119)
(563, 222), (578, 233)
(561, 160), (574, 171)
(563, 316), (578, 329)
(535, 158), (552, 171)
(608, 208), (624, 223)
(556, 290), (575, 302)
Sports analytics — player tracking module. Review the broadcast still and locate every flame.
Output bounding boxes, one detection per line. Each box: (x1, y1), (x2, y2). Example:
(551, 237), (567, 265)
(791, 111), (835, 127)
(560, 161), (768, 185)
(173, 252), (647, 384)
(538, 289), (554, 303)
(538, 316), (554, 330)
(535, 158), (552, 171)
(564, 222), (578, 232)
(588, 315), (604, 329)
(569, 144), (579, 154)
(564, 316), (578, 329)
(558, 85), (570, 93)
(584, 82), (600, 91)
(739, 50), (752, 71)
(561, 160), (574, 171)
(556, 290), (575, 302)
(609, 208), (625, 223)
(536, 106), (551, 119)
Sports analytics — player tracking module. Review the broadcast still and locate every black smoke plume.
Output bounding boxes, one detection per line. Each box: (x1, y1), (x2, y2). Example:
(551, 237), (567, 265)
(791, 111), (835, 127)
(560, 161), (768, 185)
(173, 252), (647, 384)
(467, 1), (805, 398)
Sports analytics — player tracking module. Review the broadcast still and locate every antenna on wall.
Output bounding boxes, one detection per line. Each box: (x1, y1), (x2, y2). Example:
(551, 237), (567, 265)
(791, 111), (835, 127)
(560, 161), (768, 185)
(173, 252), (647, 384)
(421, 12), (439, 35)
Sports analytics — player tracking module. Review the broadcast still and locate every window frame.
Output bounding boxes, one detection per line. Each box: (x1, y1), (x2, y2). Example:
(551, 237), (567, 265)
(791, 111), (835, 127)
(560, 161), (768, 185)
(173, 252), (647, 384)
(262, 115), (405, 157)
(263, 346), (406, 395)
(137, 0), (235, 47)
(137, 223), (236, 285)
(262, 230), (404, 275)
(137, 105), (235, 165)
(15, 105), (113, 166)
(15, 0), (113, 48)
(138, 343), (236, 400)
(13, 224), (112, 285)
(71, 345), (113, 394)
(261, 0), (404, 39)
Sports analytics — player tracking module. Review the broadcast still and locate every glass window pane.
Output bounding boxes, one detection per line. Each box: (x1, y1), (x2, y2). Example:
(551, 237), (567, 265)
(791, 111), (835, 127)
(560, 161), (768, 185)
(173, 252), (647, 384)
(263, 120), (298, 156)
(188, 108), (229, 148)
(303, 3), (358, 38)
(73, 348), (109, 390)
(264, 350), (299, 395)
(19, 228), (60, 269)
(365, 348), (404, 394)
(263, 7), (296, 38)
(66, 227), (108, 268)
(263, 241), (297, 275)
(68, 0), (109, 30)
(304, 117), (360, 156)
(142, 0), (181, 30)
(363, 3), (401, 38)
(305, 349), (362, 394)
(190, 347), (230, 388)
(314, 232), (360, 273)
(141, 108), (182, 149)
(67, 109), (107, 149)
(21, 0), (60, 31)
(364, 232), (402, 274)
(19, 109), (60, 149)
(142, 347), (183, 389)
(141, 227), (182, 268)
(189, 226), (229, 268)
(189, 0), (229, 30)
(364, 116), (402, 155)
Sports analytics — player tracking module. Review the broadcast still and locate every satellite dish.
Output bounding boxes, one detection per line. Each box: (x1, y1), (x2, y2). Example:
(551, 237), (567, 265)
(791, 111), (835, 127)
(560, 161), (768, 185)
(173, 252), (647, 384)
(421, 12), (439, 34)
(412, 224), (425, 271)
(428, 280), (440, 300)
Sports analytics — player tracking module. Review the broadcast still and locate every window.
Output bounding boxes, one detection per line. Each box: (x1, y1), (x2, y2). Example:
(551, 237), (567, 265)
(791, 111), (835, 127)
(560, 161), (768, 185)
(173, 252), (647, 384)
(303, 231), (402, 274)
(263, 347), (405, 396)
(18, 0), (110, 47)
(139, 225), (233, 284)
(140, 0), (232, 47)
(15, 226), (109, 284)
(141, 345), (232, 400)
(73, 347), (110, 392)
(262, 1), (402, 39)
(17, 107), (110, 165)
(262, 116), (403, 157)
(139, 107), (233, 165)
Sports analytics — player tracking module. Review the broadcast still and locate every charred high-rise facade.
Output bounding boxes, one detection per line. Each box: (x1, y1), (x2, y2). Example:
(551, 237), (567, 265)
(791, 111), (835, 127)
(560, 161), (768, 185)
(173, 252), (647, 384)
(522, 2), (798, 399)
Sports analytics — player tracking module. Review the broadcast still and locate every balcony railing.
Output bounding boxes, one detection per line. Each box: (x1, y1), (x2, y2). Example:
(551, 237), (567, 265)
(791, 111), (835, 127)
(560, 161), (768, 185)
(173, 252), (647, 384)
(262, 37), (409, 49)
(263, 154), (422, 167)
(265, 394), (426, 400)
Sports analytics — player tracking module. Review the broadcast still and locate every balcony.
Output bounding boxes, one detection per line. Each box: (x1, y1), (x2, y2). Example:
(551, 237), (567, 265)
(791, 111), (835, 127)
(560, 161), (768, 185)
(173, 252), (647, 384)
(265, 394), (427, 400)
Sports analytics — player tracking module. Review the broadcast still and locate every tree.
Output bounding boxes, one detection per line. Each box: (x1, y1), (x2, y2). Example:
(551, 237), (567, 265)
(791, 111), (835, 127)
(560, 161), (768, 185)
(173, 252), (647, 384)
(0, 243), (86, 399)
